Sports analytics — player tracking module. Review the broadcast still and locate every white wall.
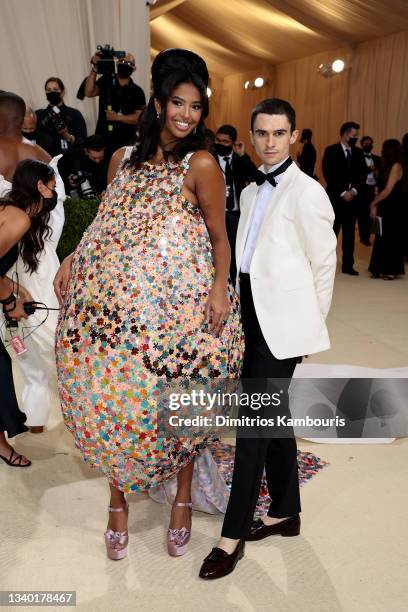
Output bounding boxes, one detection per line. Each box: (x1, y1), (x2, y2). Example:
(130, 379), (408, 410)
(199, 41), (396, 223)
(0, 0), (150, 133)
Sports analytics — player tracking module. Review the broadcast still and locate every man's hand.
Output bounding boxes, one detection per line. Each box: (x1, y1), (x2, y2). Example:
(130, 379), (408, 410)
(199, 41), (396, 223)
(17, 284), (34, 303)
(342, 190), (354, 202)
(91, 53), (101, 67)
(58, 127), (75, 143)
(68, 173), (78, 187)
(106, 109), (119, 122)
(370, 204), (378, 220)
(233, 141), (246, 157)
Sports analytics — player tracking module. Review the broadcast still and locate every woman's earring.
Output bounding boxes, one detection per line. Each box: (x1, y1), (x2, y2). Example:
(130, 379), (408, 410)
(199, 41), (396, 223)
(156, 111), (160, 119)
(193, 127), (197, 135)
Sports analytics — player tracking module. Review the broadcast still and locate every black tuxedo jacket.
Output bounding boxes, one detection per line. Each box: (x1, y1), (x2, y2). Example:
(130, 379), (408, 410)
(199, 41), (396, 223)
(214, 151), (258, 208)
(322, 143), (367, 199)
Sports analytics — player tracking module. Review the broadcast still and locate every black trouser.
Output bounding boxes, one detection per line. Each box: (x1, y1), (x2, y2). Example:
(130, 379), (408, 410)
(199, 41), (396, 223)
(0, 338), (28, 438)
(331, 196), (358, 271)
(221, 274), (301, 539)
(358, 185), (376, 243)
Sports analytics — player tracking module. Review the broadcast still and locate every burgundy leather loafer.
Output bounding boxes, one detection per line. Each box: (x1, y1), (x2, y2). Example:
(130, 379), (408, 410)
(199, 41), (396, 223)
(246, 515), (301, 541)
(199, 539), (245, 580)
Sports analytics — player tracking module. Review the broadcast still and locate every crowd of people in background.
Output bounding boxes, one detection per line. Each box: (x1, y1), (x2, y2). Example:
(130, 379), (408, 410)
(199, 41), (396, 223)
(1, 47), (407, 451)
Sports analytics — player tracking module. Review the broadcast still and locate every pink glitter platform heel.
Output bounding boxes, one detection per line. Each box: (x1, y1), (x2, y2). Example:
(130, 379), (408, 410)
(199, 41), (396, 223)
(167, 501), (193, 557)
(104, 503), (129, 560)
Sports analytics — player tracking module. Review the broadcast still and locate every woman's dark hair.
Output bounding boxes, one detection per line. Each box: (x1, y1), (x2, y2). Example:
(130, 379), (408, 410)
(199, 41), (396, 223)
(45, 77), (65, 91)
(0, 159), (54, 273)
(379, 139), (406, 188)
(127, 48), (209, 168)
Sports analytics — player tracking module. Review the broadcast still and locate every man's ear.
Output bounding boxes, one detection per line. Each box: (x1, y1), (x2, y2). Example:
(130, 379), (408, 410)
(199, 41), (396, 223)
(289, 129), (299, 145)
(249, 130), (255, 147)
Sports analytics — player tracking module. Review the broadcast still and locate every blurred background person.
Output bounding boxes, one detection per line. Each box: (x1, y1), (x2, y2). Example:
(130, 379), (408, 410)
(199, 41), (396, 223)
(358, 135), (381, 246)
(36, 77), (87, 156)
(0, 159), (56, 466)
(213, 124), (257, 215)
(21, 107), (53, 152)
(58, 134), (108, 199)
(322, 121), (367, 275)
(297, 128), (316, 177)
(82, 49), (146, 155)
(369, 139), (406, 280)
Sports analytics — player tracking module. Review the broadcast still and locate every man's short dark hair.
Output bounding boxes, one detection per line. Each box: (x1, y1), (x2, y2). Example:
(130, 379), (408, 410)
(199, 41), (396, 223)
(0, 91), (26, 125)
(216, 124), (237, 142)
(251, 98), (296, 132)
(45, 77), (65, 91)
(85, 134), (105, 151)
(340, 121), (360, 136)
(360, 135), (373, 145)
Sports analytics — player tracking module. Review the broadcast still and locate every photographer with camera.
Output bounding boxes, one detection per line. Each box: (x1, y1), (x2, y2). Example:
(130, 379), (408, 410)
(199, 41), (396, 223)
(82, 46), (146, 154)
(57, 134), (108, 199)
(36, 77), (87, 156)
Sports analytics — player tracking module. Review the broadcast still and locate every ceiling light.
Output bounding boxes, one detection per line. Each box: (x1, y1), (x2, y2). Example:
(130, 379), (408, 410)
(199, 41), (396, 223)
(254, 77), (264, 88)
(207, 87), (212, 98)
(332, 59), (345, 73)
(244, 80), (250, 89)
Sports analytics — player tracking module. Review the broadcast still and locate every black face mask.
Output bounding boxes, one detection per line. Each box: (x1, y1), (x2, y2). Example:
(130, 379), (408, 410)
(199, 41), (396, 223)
(46, 91), (62, 106)
(215, 143), (233, 156)
(43, 190), (58, 212)
(363, 144), (373, 154)
(117, 64), (133, 79)
(22, 131), (36, 141)
(348, 137), (358, 147)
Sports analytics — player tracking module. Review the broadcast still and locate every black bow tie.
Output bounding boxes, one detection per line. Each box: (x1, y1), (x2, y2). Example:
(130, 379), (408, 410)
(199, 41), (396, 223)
(254, 157), (293, 186)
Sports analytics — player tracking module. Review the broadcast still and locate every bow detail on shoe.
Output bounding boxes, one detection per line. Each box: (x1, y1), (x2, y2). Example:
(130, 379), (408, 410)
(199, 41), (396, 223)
(167, 527), (190, 547)
(104, 529), (128, 550)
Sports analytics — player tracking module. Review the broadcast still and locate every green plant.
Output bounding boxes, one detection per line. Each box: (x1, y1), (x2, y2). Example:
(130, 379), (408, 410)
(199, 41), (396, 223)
(57, 197), (100, 261)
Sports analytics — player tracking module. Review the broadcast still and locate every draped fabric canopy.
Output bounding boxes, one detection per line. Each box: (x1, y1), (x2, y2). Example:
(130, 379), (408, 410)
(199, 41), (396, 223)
(151, 1), (408, 176)
(150, 0), (408, 77)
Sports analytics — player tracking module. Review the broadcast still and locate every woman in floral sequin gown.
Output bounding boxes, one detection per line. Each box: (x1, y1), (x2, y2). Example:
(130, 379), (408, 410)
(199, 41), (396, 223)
(54, 49), (244, 559)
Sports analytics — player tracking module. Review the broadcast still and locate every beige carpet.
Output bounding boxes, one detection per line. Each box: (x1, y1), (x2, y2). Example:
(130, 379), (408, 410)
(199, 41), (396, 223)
(1, 239), (408, 612)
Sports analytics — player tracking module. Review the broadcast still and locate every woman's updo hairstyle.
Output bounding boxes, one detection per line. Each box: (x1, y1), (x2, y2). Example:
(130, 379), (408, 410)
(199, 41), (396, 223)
(127, 48), (209, 168)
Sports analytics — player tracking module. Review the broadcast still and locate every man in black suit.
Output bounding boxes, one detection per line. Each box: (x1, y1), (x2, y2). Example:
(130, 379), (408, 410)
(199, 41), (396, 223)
(297, 128), (316, 177)
(322, 121), (367, 275)
(214, 124), (258, 283)
(357, 136), (381, 246)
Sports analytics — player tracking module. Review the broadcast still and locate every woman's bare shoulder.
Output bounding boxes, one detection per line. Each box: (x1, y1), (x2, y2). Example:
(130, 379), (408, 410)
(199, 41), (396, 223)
(188, 149), (220, 172)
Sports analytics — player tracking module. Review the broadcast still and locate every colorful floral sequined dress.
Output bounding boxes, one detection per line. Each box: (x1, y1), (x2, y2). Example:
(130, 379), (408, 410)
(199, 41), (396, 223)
(56, 154), (244, 494)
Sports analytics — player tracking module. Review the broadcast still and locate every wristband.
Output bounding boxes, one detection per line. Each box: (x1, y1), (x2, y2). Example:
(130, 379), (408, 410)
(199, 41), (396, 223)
(0, 292), (16, 305)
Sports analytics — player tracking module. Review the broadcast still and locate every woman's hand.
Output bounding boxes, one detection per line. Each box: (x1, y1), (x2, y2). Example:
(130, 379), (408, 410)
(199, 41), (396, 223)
(54, 253), (74, 305)
(204, 284), (230, 336)
(370, 203), (378, 220)
(3, 297), (29, 321)
(17, 284), (34, 303)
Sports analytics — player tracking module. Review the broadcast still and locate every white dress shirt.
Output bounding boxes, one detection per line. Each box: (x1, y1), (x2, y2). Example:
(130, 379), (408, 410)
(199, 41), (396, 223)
(240, 157), (288, 273)
(217, 152), (239, 211)
(364, 153), (377, 186)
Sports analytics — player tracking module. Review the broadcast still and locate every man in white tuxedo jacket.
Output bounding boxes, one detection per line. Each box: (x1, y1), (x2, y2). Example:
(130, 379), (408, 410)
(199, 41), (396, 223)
(200, 99), (337, 580)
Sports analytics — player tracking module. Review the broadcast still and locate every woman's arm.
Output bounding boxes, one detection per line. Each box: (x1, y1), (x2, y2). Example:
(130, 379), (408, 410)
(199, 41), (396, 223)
(370, 163), (402, 216)
(107, 147), (127, 184)
(0, 207), (30, 301)
(186, 151), (230, 335)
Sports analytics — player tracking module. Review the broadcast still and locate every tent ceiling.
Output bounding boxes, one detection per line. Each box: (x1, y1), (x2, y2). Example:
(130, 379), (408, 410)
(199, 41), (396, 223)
(150, 0), (408, 76)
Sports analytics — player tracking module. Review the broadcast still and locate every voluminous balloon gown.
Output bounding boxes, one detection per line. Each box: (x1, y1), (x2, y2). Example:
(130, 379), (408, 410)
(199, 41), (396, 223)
(56, 153), (244, 494)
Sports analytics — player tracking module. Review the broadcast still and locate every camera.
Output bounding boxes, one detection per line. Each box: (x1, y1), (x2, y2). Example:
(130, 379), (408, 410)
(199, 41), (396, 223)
(95, 44), (126, 76)
(69, 170), (97, 200)
(40, 106), (67, 132)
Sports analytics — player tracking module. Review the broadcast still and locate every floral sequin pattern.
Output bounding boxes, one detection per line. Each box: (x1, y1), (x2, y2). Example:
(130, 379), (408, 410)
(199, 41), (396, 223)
(56, 156), (244, 492)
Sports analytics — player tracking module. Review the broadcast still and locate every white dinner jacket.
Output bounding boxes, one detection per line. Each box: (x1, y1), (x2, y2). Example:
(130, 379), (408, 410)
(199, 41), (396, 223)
(236, 162), (337, 359)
